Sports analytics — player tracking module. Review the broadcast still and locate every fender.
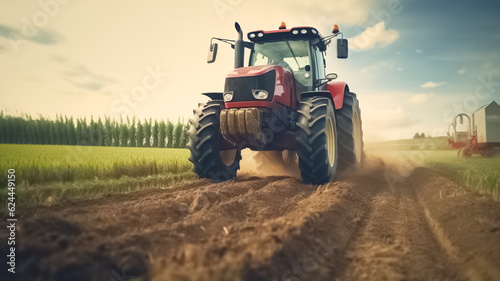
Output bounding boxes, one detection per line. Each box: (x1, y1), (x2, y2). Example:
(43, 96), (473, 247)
(301, 91), (335, 107)
(202, 92), (223, 101)
(326, 81), (349, 110)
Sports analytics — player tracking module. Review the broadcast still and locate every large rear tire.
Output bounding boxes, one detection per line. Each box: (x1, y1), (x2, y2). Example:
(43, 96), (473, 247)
(187, 100), (241, 182)
(336, 92), (364, 171)
(296, 97), (338, 184)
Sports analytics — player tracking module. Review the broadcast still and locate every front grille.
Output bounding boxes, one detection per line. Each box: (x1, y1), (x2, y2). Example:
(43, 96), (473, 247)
(224, 70), (275, 102)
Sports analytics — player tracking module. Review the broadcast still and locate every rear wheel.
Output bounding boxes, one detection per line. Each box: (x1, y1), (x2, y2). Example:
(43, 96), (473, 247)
(336, 92), (364, 171)
(296, 97), (338, 184)
(458, 147), (472, 158)
(463, 147), (472, 158)
(187, 101), (241, 182)
(481, 149), (494, 158)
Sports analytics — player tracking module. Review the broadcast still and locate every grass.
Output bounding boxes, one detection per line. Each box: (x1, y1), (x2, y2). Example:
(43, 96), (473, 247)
(0, 144), (196, 205)
(365, 136), (449, 151)
(367, 138), (500, 201)
(423, 151), (500, 200)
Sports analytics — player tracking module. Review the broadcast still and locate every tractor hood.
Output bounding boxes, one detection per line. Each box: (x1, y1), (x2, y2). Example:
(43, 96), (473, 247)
(226, 65), (282, 78)
(224, 65), (293, 108)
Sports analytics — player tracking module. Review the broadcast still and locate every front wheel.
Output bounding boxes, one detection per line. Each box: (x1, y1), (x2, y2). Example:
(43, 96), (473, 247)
(187, 100), (241, 182)
(296, 97), (338, 184)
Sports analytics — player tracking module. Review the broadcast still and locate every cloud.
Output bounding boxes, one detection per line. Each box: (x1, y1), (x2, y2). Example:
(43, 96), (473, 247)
(286, 0), (374, 26)
(359, 90), (465, 141)
(0, 23), (63, 48)
(458, 68), (467, 74)
(360, 60), (399, 74)
(421, 81), (446, 88)
(0, 24), (16, 38)
(53, 57), (118, 93)
(349, 21), (399, 50)
(409, 93), (434, 104)
(50, 54), (67, 63)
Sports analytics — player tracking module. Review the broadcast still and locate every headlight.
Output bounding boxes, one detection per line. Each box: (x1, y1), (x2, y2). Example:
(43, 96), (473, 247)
(252, 89), (268, 100)
(223, 91), (233, 102)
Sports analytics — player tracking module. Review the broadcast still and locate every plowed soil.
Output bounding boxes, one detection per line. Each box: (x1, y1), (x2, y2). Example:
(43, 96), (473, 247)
(1, 155), (500, 281)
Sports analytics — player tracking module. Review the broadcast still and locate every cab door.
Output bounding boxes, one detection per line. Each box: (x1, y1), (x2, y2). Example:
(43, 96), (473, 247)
(312, 45), (327, 91)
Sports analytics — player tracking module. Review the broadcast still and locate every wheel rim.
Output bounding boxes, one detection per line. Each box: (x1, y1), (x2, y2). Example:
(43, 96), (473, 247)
(326, 117), (336, 167)
(220, 149), (237, 166)
(353, 111), (362, 164)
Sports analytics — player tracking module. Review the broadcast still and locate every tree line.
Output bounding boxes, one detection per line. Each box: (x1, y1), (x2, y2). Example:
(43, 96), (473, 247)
(413, 132), (427, 139)
(0, 111), (190, 148)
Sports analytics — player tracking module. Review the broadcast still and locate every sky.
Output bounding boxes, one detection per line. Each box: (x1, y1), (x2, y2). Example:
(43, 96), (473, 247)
(1, 0), (499, 142)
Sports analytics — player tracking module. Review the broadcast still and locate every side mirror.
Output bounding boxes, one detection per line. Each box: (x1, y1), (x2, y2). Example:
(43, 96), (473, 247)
(337, 39), (348, 59)
(326, 73), (337, 81)
(207, 43), (218, 63)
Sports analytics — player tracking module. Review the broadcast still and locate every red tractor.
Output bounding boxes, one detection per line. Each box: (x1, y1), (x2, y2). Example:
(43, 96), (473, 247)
(188, 22), (364, 184)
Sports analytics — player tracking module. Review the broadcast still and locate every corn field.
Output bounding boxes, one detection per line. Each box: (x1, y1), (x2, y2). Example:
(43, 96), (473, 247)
(0, 111), (189, 148)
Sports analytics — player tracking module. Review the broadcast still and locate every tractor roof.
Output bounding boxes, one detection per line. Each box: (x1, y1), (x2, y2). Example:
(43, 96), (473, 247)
(247, 26), (325, 44)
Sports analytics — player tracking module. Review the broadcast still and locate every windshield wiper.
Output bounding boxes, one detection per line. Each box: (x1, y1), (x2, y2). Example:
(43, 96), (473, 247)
(284, 38), (301, 69)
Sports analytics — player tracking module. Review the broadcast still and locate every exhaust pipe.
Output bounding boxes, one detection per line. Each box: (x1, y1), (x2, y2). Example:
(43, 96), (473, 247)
(234, 22), (244, 69)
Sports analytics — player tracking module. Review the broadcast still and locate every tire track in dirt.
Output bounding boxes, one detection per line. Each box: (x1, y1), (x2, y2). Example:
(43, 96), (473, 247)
(338, 175), (463, 280)
(411, 168), (500, 281)
(152, 170), (387, 281)
(1, 160), (500, 281)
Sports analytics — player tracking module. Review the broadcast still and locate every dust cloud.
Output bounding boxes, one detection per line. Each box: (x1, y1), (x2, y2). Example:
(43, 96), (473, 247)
(239, 149), (301, 178)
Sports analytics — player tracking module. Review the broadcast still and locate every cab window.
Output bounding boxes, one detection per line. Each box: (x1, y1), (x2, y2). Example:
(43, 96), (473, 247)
(313, 46), (326, 81)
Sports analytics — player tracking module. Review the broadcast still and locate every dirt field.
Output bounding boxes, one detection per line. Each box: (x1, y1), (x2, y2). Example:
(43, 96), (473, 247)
(1, 155), (500, 281)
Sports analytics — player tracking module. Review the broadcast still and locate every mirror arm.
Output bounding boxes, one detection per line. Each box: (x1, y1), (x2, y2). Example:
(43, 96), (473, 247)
(211, 37), (236, 48)
(321, 32), (343, 47)
(210, 37), (252, 49)
(316, 78), (330, 88)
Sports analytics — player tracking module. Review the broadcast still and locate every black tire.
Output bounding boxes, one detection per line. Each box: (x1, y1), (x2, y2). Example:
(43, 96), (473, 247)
(463, 147), (472, 158)
(481, 149), (494, 158)
(296, 97), (338, 184)
(187, 100), (241, 182)
(336, 92), (364, 171)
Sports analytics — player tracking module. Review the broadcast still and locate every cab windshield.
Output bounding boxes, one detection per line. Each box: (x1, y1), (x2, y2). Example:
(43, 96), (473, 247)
(249, 39), (312, 92)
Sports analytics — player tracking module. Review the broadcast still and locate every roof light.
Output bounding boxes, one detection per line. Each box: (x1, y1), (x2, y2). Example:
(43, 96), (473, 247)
(292, 30), (299, 35)
(332, 24), (339, 34)
(257, 32), (264, 37)
(301, 29), (307, 34)
(279, 22), (286, 30)
(312, 29), (317, 34)
(249, 33), (256, 38)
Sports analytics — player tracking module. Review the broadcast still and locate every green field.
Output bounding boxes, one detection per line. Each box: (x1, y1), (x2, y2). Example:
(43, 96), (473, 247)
(366, 138), (500, 200)
(0, 144), (195, 205)
(365, 136), (449, 151)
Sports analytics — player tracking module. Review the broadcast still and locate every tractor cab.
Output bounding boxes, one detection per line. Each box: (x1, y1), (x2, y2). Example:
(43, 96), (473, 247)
(207, 23), (348, 101)
(248, 32), (319, 95)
